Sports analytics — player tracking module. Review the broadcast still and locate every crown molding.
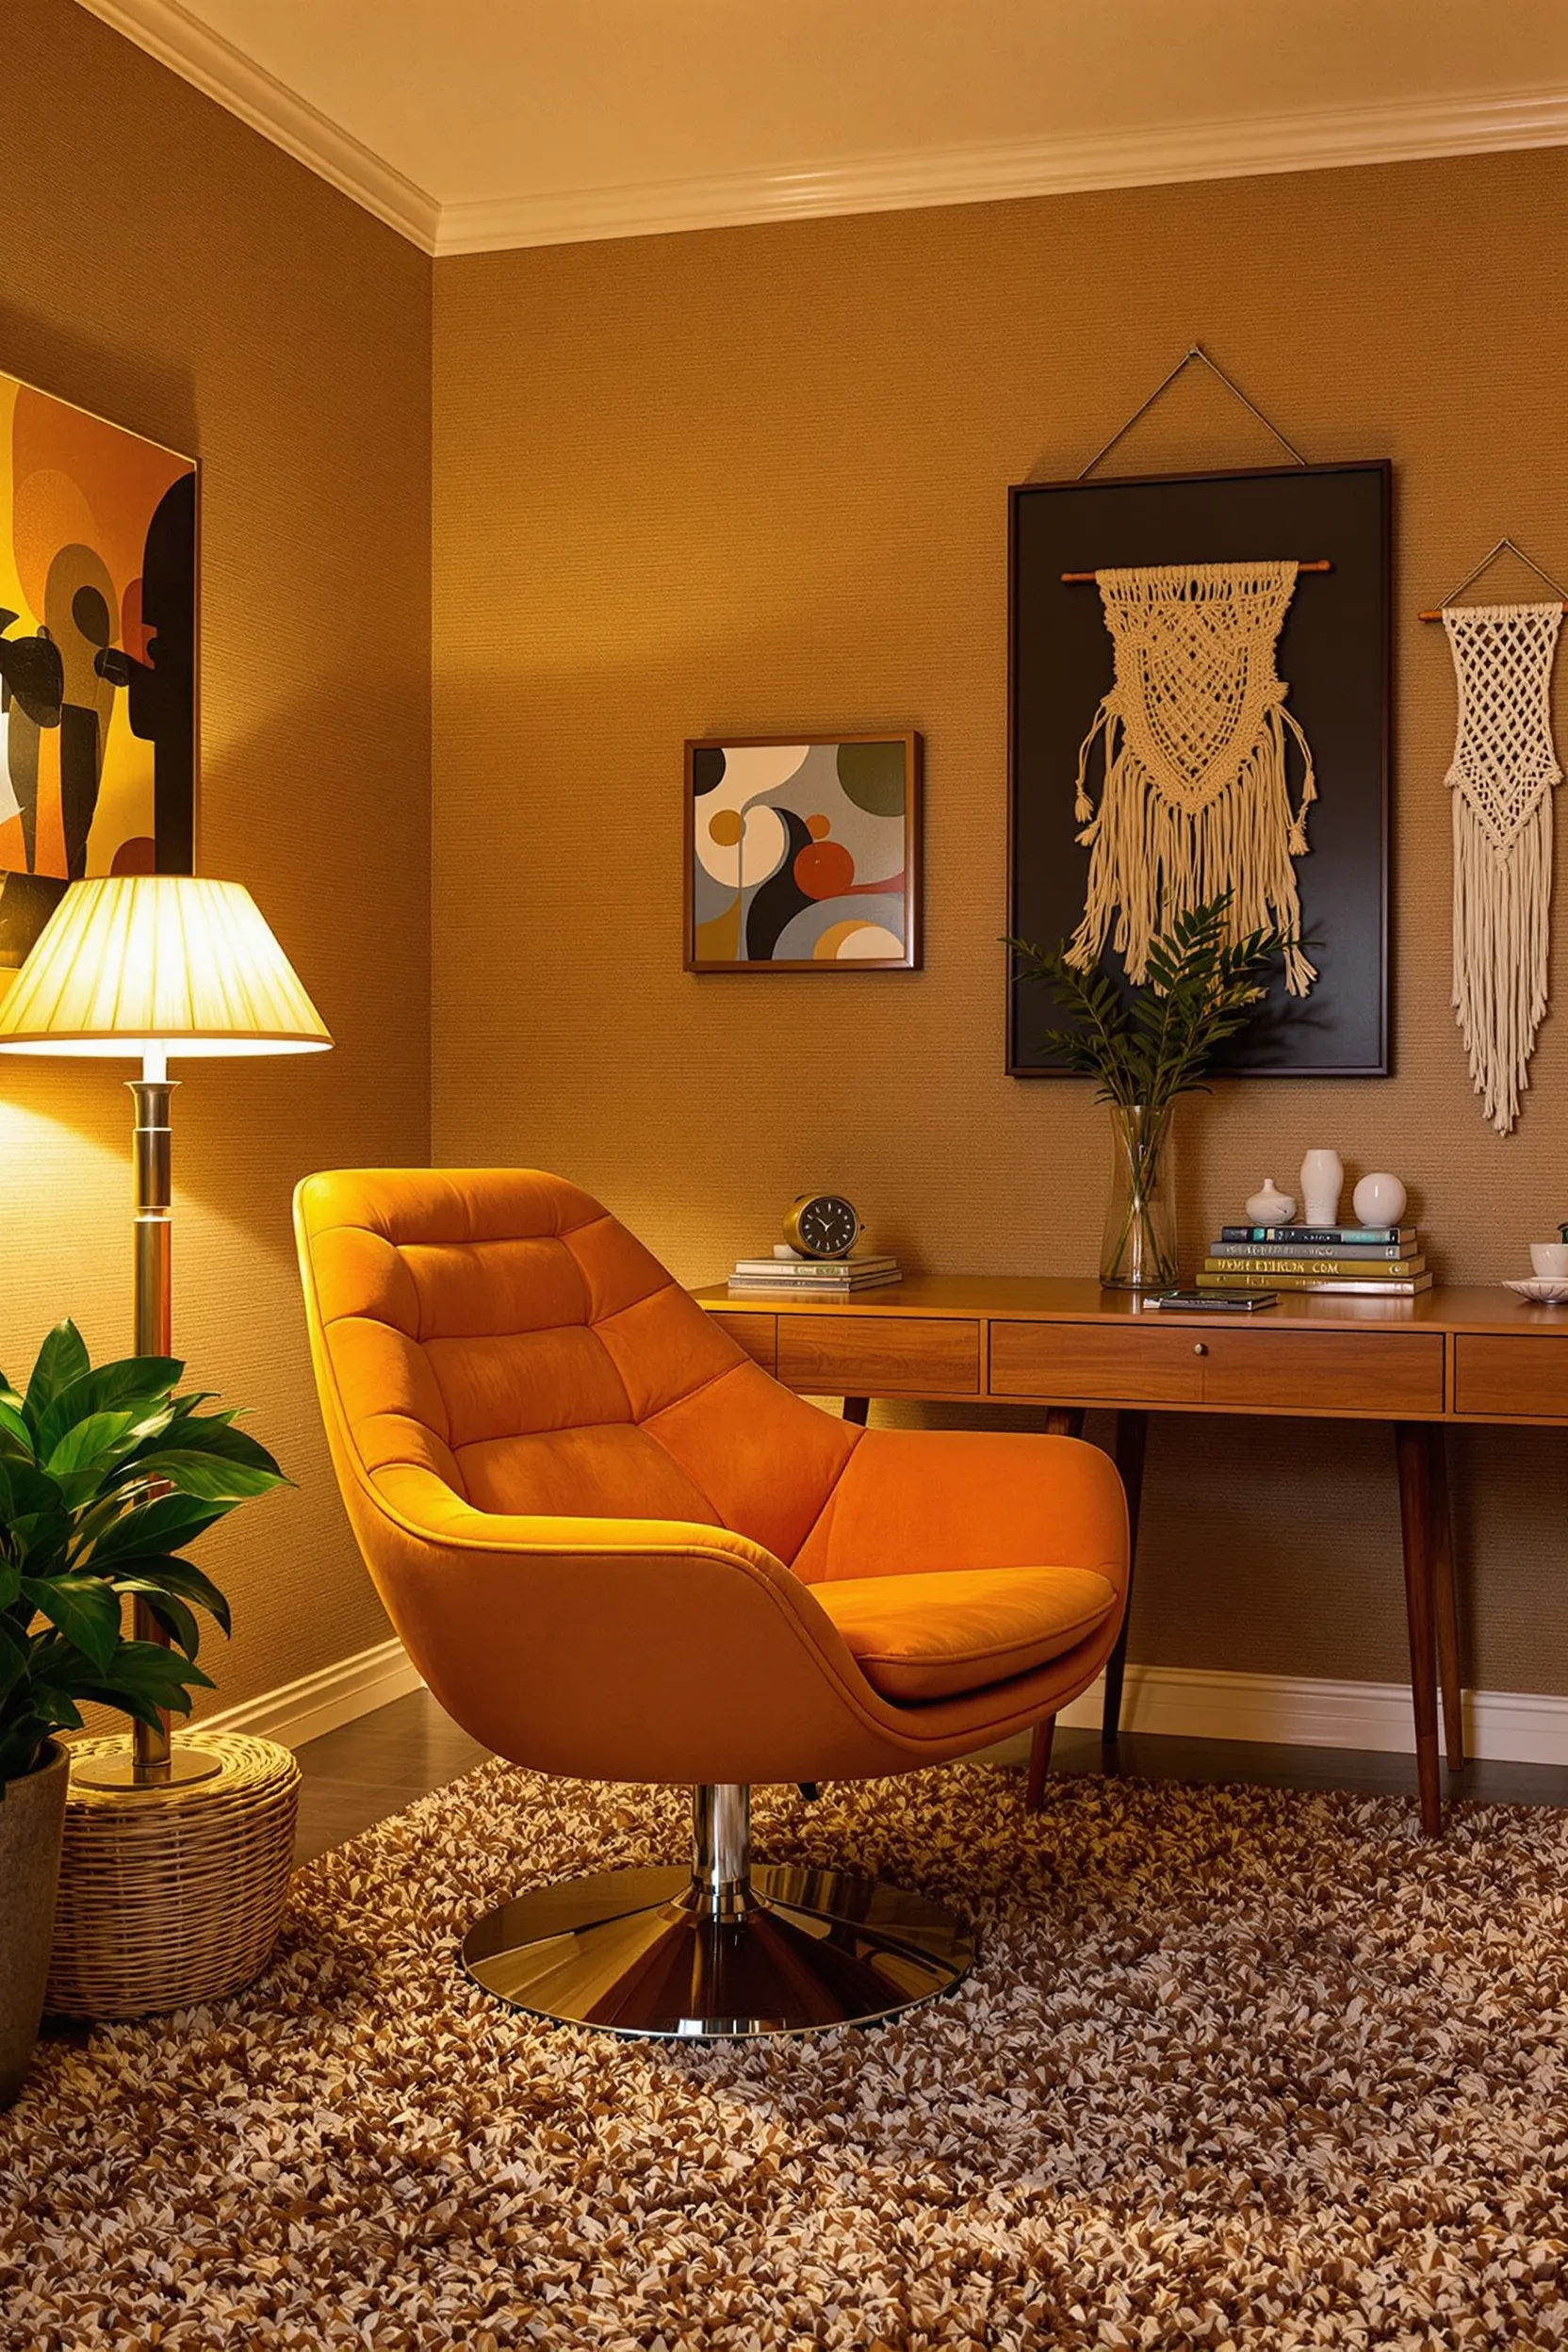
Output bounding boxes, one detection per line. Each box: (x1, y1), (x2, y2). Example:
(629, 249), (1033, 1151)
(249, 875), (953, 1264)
(436, 80), (1568, 254)
(74, 0), (440, 251)
(69, 6), (1568, 259)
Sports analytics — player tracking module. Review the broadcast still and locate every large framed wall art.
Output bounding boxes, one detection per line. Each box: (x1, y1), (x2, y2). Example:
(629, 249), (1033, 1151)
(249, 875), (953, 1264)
(686, 731), (922, 972)
(0, 368), (197, 969)
(1008, 461), (1391, 1076)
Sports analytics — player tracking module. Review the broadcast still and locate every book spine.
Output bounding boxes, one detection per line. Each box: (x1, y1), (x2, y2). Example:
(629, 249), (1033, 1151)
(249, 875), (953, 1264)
(731, 1261), (898, 1276)
(1208, 1239), (1413, 1261)
(1196, 1272), (1430, 1296)
(1219, 1226), (1410, 1245)
(727, 1273), (903, 1293)
(1202, 1257), (1425, 1278)
(727, 1275), (902, 1287)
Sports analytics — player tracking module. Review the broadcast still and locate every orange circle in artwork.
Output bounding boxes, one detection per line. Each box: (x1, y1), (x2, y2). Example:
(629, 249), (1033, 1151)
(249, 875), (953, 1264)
(793, 841), (855, 900)
(806, 812), (831, 839)
(707, 808), (744, 846)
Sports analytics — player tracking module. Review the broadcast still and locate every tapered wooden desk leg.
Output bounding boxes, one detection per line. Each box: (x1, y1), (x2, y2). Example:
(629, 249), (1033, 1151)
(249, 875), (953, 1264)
(1428, 1427), (1464, 1771)
(1395, 1420), (1444, 1836)
(1024, 1714), (1055, 1811)
(842, 1396), (870, 1426)
(1021, 1414), (1085, 1806)
(1102, 1409), (1150, 1745)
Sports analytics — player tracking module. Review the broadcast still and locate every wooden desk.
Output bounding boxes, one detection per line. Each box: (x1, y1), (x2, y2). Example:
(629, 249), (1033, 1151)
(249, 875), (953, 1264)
(694, 1277), (1568, 1834)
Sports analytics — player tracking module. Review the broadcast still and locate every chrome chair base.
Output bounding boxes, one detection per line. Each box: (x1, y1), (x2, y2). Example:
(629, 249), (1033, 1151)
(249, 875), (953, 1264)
(461, 1785), (973, 2039)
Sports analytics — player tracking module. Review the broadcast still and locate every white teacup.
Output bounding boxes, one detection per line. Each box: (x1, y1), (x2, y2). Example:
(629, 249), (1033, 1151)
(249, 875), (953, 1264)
(1530, 1242), (1568, 1278)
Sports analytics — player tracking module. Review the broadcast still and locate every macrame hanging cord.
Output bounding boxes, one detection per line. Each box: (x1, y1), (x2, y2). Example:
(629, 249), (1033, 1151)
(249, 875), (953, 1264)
(1443, 601), (1563, 1135)
(1069, 561), (1317, 992)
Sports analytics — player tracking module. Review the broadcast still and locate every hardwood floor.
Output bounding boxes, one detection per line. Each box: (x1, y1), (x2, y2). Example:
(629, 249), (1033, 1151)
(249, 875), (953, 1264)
(293, 1689), (1568, 1862)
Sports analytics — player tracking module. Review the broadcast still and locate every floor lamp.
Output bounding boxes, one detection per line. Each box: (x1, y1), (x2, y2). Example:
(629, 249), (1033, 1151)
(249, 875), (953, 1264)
(0, 874), (332, 1792)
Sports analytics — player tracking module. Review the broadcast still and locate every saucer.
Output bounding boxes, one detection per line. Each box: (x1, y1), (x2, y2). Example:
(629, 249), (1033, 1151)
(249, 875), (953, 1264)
(1503, 1278), (1568, 1304)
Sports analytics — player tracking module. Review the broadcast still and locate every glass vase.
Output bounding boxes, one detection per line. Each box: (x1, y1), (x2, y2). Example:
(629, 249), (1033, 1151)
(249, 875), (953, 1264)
(1100, 1102), (1178, 1289)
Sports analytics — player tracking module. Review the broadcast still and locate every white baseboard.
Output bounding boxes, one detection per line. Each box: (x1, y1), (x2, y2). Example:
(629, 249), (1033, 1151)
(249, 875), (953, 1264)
(1058, 1663), (1568, 1769)
(198, 1636), (425, 1751)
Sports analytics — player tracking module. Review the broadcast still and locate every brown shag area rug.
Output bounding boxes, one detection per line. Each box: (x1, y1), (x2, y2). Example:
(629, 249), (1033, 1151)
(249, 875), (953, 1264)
(3, 1762), (1568, 2351)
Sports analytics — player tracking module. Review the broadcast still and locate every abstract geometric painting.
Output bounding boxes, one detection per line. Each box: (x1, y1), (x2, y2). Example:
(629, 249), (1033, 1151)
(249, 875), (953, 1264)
(0, 369), (196, 969)
(685, 732), (921, 971)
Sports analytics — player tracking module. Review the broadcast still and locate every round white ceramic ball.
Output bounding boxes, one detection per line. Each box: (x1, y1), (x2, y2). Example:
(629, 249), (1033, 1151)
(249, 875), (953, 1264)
(1352, 1171), (1407, 1226)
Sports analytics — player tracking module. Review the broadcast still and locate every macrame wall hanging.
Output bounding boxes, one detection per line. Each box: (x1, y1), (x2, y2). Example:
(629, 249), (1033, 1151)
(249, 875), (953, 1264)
(1009, 348), (1391, 1076)
(1422, 541), (1568, 1134)
(1059, 347), (1322, 998)
(1068, 559), (1318, 993)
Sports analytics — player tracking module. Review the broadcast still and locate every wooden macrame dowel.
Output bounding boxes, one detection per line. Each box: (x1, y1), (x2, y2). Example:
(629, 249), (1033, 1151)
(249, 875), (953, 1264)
(1063, 560), (1332, 584)
(1421, 601), (1568, 622)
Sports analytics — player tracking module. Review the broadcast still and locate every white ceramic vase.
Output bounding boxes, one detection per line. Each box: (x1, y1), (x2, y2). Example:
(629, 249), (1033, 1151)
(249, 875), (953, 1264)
(1245, 1177), (1296, 1224)
(1299, 1149), (1344, 1228)
(1351, 1172), (1408, 1228)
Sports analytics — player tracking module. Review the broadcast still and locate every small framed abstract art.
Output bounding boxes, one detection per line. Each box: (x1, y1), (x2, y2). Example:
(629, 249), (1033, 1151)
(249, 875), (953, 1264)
(685, 731), (922, 972)
(0, 368), (197, 970)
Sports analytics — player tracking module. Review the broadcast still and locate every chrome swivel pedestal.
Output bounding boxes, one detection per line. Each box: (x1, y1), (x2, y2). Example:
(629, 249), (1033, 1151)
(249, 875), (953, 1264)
(461, 1784), (974, 2039)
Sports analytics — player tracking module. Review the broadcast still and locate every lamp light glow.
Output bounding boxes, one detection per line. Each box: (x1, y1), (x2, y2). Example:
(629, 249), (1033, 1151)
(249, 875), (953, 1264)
(0, 875), (332, 1058)
(0, 874), (332, 1791)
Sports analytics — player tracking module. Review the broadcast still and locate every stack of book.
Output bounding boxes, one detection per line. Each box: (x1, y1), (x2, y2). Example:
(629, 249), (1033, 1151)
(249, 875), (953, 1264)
(1198, 1221), (1431, 1297)
(727, 1253), (903, 1298)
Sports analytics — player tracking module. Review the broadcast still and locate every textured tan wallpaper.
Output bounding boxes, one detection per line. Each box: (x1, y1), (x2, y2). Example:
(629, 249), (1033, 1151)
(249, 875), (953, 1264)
(0, 0), (431, 1709)
(433, 146), (1568, 1696)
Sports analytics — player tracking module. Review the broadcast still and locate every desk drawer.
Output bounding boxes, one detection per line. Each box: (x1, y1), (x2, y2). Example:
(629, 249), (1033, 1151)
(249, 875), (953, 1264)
(989, 1320), (1204, 1404)
(1200, 1327), (1444, 1416)
(1454, 1333), (1568, 1419)
(709, 1311), (776, 1375)
(776, 1315), (980, 1396)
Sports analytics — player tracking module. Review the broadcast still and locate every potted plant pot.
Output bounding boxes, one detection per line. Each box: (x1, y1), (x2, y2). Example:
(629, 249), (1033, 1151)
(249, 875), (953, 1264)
(1, 1318), (288, 2056)
(0, 1739), (69, 2106)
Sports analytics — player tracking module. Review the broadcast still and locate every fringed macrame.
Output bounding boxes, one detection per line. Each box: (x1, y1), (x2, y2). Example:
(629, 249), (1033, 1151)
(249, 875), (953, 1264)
(1443, 600), (1563, 1135)
(1069, 561), (1317, 992)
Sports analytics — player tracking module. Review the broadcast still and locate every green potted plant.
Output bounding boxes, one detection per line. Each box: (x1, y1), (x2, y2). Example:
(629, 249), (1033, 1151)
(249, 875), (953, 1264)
(0, 1320), (286, 2105)
(1007, 895), (1292, 1287)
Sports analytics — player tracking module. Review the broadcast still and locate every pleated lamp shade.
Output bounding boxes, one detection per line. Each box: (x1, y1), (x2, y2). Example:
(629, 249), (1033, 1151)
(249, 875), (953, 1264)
(0, 876), (332, 1057)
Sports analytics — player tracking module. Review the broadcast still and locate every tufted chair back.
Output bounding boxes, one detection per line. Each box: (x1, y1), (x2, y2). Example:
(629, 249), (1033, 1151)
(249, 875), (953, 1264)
(296, 1168), (859, 1567)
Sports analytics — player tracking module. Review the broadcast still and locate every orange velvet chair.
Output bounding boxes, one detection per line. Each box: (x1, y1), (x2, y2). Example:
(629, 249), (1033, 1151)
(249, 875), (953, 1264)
(295, 1169), (1128, 2039)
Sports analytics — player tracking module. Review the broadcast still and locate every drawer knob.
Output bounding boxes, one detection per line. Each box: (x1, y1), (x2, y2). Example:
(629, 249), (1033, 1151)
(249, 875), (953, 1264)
(1192, 1341), (1208, 1358)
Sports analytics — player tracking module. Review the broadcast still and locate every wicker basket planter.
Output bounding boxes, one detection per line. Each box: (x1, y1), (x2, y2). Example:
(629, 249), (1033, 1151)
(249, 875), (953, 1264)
(47, 1733), (301, 2020)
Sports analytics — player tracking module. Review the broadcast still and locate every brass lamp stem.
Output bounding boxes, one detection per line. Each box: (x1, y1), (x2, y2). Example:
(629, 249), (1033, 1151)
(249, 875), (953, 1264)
(129, 1064), (177, 1783)
(69, 1056), (221, 1796)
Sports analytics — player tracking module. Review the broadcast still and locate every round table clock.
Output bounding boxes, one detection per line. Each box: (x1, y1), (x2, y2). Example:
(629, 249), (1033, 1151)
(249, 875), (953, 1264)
(784, 1192), (860, 1260)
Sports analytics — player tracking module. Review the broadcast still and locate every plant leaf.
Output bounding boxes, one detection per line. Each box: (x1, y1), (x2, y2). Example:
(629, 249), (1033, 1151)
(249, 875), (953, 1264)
(124, 1451), (285, 1502)
(85, 1494), (237, 1567)
(111, 1553), (232, 1637)
(0, 1712), (62, 1784)
(0, 1617), (28, 1704)
(7, 1510), (74, 1568)
(24, 1321), (91, 1428)
(0, 1456), (64, 1527)
(44, 1411), (139, 1479)
(30, 1358), (183, 1468)
(19, 1573), (122, 1673)
(79, 1639), (214, 1710)
(0, 1398), (33, 1460)
(122, 1585), (202, 1658)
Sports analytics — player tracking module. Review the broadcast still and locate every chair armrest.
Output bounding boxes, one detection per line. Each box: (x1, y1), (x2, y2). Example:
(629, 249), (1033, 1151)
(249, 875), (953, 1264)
(375, 1462), (787, 1576)
(355, 1462), (920, 1783)
(793, 1427), (1129, 1592)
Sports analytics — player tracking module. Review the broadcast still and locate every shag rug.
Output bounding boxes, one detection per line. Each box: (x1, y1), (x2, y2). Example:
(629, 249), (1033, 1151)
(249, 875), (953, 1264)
(3, 1764), (1568, 2352)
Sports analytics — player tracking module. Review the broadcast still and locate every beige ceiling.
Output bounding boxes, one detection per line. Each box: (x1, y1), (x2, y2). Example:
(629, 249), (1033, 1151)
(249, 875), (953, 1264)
(85, 0), (1568, 252)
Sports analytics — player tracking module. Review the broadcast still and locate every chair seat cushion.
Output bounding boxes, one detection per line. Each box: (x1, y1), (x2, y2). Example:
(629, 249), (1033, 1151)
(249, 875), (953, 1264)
(811, 1564), (1119, 1703)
